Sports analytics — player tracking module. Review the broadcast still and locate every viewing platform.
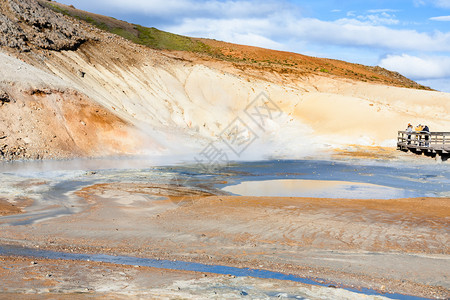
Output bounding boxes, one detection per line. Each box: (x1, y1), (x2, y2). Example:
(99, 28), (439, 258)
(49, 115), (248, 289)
(397, 131), (450, 161)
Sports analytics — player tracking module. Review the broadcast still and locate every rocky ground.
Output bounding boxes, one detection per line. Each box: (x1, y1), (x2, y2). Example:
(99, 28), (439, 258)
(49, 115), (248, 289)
(0, 0), (89, 52)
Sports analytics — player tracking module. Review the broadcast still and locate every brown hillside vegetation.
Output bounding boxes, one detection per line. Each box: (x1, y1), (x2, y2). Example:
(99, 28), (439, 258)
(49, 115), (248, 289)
(196, 38), (427, 89)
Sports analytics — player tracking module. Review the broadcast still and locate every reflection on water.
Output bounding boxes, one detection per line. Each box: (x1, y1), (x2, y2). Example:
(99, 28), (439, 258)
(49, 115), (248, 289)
(222, 179), (420, 199)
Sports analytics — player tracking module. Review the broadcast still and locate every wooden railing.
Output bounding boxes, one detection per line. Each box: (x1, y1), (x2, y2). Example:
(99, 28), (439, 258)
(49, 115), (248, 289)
(397, 131), (450, 154)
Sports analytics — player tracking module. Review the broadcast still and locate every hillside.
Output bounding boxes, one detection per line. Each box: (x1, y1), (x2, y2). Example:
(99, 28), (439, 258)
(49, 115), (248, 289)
(1, 0), (449, 161)
(40, 0), (428, 90)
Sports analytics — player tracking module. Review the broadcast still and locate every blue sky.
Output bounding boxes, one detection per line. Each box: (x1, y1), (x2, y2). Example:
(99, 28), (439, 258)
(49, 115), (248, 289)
(57, 0), (450, 92)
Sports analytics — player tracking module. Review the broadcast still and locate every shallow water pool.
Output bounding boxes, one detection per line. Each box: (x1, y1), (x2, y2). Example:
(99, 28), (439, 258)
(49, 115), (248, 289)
(222, 179), (421, 199)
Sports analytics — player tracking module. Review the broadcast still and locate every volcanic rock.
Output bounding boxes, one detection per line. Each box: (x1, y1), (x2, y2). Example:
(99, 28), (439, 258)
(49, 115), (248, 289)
(0, 0), (87, 51)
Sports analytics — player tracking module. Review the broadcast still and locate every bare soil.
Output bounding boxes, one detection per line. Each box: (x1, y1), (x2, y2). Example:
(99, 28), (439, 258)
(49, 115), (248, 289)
(0, 182), (448, 298)
(0, 255), (204, 298)
(0, 197), (32, 216)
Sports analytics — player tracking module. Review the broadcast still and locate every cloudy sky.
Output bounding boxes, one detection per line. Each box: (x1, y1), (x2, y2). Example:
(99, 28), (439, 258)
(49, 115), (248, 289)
(58, 0), (450, 92)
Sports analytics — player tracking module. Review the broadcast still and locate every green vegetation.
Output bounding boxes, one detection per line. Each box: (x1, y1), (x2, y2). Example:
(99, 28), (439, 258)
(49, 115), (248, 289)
(47, 2), (69, 15)
(133, 25), (215, 53)
(43, 1), (218, 55)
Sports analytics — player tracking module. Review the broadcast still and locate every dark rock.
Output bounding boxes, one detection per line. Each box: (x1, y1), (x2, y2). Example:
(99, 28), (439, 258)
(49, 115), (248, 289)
(0, 14), (29, 50)
(0, 0), (88, 51)
(0, 91), (11, 104)
(0, 144), (28, 161)
(30, 88), (52, 96)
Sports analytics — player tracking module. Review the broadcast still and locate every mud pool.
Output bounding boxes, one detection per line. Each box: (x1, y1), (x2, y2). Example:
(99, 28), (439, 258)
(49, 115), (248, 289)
(0, 158), (449, 225)
(222, 179), (421, 199)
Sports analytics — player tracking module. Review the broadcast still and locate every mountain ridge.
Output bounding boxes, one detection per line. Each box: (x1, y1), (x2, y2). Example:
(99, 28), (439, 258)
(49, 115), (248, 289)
(39, 0), (430, 91)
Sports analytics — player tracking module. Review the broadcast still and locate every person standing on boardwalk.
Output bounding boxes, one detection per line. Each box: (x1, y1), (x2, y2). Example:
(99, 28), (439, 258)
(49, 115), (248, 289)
(415, 124), (424, 145)
(423, 125), (430, 146)
(406, 123), (413, 144)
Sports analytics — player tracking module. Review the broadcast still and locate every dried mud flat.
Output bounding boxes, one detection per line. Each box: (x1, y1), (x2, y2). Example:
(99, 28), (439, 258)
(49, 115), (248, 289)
(0, 179), (449, 299)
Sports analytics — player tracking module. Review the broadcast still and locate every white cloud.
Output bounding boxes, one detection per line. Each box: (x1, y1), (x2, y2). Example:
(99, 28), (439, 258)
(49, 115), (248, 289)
(59, 0), (450, 53)
(166, 13), (450, 53)
(430, 15), (450, 21)
(434, 0), (450, 8)
(356, 12), (399, 25)
(367, 9), (399, 13)
(81, 0), (291, 19)
(415, 0), (450, 8)
(417, 78), (450, 92)
(380, 54), (450, 93)
(414, 0), (426, 6)
(379, 54), (450, 79)
(165, 16), (287, 49)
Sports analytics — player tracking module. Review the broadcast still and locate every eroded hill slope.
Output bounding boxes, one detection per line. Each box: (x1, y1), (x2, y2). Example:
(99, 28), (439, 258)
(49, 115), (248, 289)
(1, 0), (449, 161)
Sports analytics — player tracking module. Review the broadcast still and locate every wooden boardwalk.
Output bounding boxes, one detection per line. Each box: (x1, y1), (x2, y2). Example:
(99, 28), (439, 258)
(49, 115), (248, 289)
(397, 131), (450, 160)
